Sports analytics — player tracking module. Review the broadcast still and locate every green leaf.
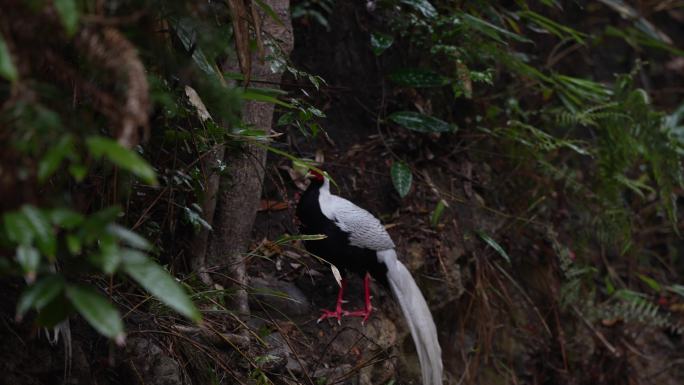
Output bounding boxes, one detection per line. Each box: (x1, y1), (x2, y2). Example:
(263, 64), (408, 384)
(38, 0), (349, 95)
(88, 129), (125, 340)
(400, 0), (437, 18)
(3, 211), (33, 245)
(0, 34), (18, 82)
(430, 199), (447, 227)
(183, 206), (212, 233)
(637, 274), (662, 292)
(666, 284), (684, 298)
(122, 250), (201, 322)
(461, 13), (532, 44)
(106, 224), (152, 251)
(389, 111), (457, 133)
(21, 205), (56, 257)
(274, 234), (327, 245)
(389, 69), (450, 88)
(49, 208), (84, 229)
(254, 0), (285, 26)
(80, 206), (121, 244)
(370, 32), (393, 56)
(170, 18), (219, 78)
(16, 245), (41, 280)
(54, 0), (80, 36)
(91, 235), (121, 274)
(66, 234), (82, 255)
(391, 161), (413, 198)
(36, 295), (73, 328)
(38, 135), (74, 182)
(240, 88), (293, 108)
(68, 164), (88, 182)
(519, 11), (586, 44)
(86, 136), (158, 185)
(604, 276), (615, 295)
(16, 275), (65, 320)
(66, 285), (125, 341)
(476, 231), (511, 264)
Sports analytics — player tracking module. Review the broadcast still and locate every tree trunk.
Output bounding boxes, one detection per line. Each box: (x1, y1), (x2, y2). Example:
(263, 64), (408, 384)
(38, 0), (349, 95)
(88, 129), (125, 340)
(204, 0), (294, 317)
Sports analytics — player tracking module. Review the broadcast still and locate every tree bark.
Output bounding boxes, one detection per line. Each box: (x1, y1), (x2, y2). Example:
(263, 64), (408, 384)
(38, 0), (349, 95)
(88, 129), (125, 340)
(204, 0), (294, 317)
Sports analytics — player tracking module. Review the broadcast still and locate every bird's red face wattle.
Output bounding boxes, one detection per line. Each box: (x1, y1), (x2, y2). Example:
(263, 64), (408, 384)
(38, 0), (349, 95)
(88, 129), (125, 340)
(310, 170), (325, 182)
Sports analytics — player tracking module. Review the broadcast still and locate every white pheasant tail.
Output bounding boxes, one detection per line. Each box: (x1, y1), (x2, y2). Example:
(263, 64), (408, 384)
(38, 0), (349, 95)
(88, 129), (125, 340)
(378, 249), (443, 385)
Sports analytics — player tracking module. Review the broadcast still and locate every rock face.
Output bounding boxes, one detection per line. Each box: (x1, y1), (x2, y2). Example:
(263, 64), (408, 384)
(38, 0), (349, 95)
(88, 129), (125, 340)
(248, 277), (312, 317)
(125, 338), (182, 385)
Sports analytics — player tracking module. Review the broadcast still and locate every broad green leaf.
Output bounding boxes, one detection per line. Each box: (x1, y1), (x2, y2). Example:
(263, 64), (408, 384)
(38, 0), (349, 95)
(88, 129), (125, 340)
(430, 199), (447, 227)
(170, 18), (219, 78)
(16, 245), (41, 279)
(66, 234), (82, 255)
(0, 34), (18, 82)
(21, 205), (56, 257)
(400, 0), (437, 18)
(54, 0), (80, 36)
(66, 284), (125, 340)
(69, 163), (88, 181)
(49, 207), (84, 229)
(371, 32), (393, 56)
(86, 136), (158, 185)
(391, 161), (413, 198)
(80, 206), (121, 244)
(477, 231), (511, 264)
(389, 111), (456, 133)
(122, 250), (201, 322)
(106, 224), (152, 250)
(3, 211), (34, 245)
(16, 275), (65, 320)
(36, 295), (73, 328)
(389, 69), (451, 88)
(38, 134), (74, 182)
(91, 235), (121, 274)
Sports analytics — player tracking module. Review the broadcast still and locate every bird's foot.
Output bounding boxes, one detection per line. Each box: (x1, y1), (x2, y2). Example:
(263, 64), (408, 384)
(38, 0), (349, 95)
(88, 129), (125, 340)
(343, 305), (373, 325)
(317, 308), (344, 324)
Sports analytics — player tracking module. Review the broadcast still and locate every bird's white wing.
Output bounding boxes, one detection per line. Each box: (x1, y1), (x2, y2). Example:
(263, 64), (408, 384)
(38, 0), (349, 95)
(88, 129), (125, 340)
(320, 193), (395, 251)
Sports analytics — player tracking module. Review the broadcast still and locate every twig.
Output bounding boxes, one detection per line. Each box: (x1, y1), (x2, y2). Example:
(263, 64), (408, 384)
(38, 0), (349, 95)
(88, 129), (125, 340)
(571, 304), (621, 357)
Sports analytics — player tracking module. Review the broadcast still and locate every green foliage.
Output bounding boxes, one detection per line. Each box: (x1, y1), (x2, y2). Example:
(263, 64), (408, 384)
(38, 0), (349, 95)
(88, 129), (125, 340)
(389, 111), (456, 133)
(476, 231), (511, 264)
(391, 161), (413, 198)
(389, 69), (451, 88)
(1, 0), (329, 347)
(371, 32), (394, 56)
(86, 136), (159, 185)
(0, 34), (17, 82)
(53, 0), (80, 36)
(375, 0), (684, 356)
(65, 284), (125, 341)
(122, 250), (201, 322)
(292, 0), (335, 30)
(2, 204), (202, 337)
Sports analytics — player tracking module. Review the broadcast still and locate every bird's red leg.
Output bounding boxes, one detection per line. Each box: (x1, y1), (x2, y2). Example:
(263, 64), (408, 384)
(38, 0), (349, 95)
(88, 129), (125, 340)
(343, 273), (373, 324)
(318, 278), (347, 323)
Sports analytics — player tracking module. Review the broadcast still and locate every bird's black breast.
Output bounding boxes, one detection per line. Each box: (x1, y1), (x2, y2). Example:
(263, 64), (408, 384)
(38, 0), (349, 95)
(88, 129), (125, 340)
(296, 184), (388, 287)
